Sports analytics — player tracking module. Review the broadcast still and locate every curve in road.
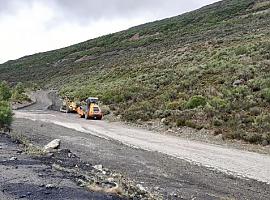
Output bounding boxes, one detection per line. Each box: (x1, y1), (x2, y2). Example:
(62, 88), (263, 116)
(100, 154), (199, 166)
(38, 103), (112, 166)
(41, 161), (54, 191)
(15, 91), (270, 184)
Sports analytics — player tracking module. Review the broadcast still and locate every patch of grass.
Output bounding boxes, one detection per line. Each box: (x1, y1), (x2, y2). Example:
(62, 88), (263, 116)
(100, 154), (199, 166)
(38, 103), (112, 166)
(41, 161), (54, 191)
(262, 88), (270, 102)
(10, 133), (44, 156)
(185, 96), (207, 109)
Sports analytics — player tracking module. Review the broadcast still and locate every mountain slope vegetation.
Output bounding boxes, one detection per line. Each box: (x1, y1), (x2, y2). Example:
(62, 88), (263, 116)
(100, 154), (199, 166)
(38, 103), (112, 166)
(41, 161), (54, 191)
(1, 0), (270, 144)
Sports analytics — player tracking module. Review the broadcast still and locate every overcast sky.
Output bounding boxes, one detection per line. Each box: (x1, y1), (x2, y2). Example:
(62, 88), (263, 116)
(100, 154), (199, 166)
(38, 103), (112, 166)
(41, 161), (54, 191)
(0, 0), (219, 64)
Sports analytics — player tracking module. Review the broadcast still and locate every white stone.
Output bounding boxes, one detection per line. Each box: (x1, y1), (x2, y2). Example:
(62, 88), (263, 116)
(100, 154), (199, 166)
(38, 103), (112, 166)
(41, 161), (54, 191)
(10, 157), (17, 161)
(44, 139), (61, 151)
(93, 164), (103, 171)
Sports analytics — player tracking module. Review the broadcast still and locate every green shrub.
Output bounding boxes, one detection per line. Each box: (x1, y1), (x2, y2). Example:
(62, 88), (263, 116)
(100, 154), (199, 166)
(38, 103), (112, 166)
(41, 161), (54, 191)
(185, 120), (203, 130)
(166, 100), (185, 110)
(248, 79), (262, 92)
(213, 117), (224, 127)
(11, 82), (31, 103)
(102, 90), (124, 104)
(231, 85), (250, 99)
(0, 101), (12, 128)
(100, 105), (111, 115)
(153, 110), (171, 118)
(176, 118), (186, 127)
(226, 130), (264, 144)
(122, 101), (154, 121)
(262, 88), (270, 102)
(235, 46), (249, 55)
(249, 107), (261, 116)
(0, 82), (11, 101)
(210, 97), (229, 110)
(11, 91), (30, 103)
(262, 133), (270, 143)
(253, 114), (270, 131)
(185, 95), (207, 109)
(14, 82), (25, 94)
(204, 103), (216, 118)
(243, 133), (262, 144)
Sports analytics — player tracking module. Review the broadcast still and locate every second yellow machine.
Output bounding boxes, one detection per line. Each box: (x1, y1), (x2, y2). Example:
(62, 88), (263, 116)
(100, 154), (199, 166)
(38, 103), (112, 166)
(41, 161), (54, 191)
(76, 97), (103, 120)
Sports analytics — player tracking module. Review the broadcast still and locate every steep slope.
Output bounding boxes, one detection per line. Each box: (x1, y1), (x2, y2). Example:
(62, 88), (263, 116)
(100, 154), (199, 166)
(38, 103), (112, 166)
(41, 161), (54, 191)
(1, 0), (270, 144)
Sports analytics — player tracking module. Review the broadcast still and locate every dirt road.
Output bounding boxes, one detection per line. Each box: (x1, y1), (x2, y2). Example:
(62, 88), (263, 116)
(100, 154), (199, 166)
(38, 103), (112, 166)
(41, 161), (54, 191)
(12, 91), (270, 199)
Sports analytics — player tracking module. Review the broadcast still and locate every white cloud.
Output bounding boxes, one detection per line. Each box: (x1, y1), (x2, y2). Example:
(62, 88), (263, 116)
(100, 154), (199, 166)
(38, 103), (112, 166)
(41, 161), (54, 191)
(0, 0), (219, 64)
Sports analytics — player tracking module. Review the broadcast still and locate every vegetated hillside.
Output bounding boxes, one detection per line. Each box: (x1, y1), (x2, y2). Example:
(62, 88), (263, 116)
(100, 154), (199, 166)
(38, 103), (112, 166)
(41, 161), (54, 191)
(1, 0), (270, 144)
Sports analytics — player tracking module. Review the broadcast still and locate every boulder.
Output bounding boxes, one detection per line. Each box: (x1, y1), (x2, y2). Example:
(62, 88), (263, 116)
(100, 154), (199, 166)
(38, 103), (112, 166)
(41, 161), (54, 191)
(262, 140), (269, 146)
(233, 79), (245, 87)
(93, 164), (103, 171)
(161, 118), (167, 124)
(44, 139), (61, 152)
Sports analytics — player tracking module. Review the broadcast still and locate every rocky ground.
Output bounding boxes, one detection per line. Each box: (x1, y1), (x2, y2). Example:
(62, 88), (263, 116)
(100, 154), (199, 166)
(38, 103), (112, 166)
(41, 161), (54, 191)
(0, 132), (155, 200)
(11, 118), (270, 200)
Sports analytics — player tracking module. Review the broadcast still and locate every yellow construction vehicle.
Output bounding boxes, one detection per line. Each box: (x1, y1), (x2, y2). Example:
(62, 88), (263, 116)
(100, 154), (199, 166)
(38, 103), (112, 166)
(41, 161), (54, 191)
(77, 97), (103, 120)
(60, 98), (80, 113)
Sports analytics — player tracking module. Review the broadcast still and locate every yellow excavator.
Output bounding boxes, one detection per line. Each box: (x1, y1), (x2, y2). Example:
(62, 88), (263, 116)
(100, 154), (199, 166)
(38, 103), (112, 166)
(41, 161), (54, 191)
(76, 97), (103, 120)
(60, 98), (80, 113)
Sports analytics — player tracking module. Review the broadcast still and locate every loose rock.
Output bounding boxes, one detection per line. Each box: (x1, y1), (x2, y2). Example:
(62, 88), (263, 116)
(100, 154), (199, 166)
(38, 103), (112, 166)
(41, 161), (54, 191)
(16, 150), (23, 154)
(10, 157), (17, 161)
(161, 118), (166, 124)
(77, 179), (87, 187)
(93, 164), (103, 171)
(19, 194), (27, 198)
(233, 79), (245, 87)
(154, 186), (160, 190)
(215, 134), (223, 140)
(44, 139), (61, 152)
(136, 184), (147, 193)
(45, 184), (57, 189)
(262, 140), (269, 147)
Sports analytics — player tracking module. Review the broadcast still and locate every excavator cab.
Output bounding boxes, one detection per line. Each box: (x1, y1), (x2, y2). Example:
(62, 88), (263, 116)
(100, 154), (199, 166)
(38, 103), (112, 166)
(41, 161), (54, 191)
(85, 97), (103, 120)
(77, 97), (103, 120)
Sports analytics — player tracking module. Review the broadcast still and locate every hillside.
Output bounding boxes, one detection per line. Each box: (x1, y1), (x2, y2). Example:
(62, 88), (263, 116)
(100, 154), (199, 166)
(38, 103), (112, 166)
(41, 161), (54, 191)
(1, 0), (270, 144)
